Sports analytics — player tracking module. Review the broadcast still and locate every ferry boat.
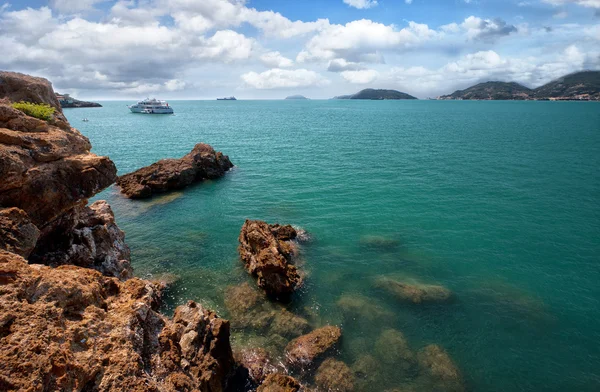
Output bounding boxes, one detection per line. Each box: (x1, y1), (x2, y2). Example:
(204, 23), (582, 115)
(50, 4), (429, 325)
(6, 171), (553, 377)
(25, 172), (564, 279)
(128, 98), (174, 114)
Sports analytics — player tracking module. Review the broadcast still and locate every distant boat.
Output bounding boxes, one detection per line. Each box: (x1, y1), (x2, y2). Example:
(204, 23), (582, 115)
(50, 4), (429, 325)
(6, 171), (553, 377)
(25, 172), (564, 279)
(217, 96), (237, 101)
(82, 118), (89, 122)
(128, 98), (174, 114)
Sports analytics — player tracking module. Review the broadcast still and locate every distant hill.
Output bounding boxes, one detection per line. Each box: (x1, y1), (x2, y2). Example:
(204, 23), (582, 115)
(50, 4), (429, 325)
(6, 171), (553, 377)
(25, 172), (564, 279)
(438, 71), (600, 101)
(334, 89), (417, 100)
(285, 95), (308, 100)
(439, 82), (532, 101)
(533, 71), (600, 100)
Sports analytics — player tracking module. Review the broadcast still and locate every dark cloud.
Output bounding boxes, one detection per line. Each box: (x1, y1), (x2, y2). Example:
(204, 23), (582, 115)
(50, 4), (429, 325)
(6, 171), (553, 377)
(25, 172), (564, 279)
(475, 18), (517, 41)
(327, 59), (366, 72)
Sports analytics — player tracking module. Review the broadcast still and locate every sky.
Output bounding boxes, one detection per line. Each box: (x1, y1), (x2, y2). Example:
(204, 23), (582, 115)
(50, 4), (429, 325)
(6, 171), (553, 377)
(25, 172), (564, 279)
(0, 0), (598, 99)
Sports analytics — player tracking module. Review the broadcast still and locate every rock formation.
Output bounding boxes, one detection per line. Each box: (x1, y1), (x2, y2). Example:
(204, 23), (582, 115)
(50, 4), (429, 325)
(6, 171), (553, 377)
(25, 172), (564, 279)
(117, 143), (234, 199)
(314, 358), (354, 392)
(256, 373), (301, 392)
(0, 71), (236, 391)
(374, 329), (417, 376)
(375, 277), (454, 305)
(416, 345), (465, 392)
(285, 326), (342, 368)
(238, 220), (303, 298)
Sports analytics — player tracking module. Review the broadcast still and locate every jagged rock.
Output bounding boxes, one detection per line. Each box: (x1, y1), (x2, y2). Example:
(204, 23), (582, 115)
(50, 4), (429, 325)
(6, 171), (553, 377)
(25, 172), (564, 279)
(374, 329), (417, 376)
(257, 373), (301, 392)
(315, 358), (354, 392)
(285, 326), (341, 368)
(234, 347), (278, 385)
(416, 345), (465, 392)
(238, 220), (303, 298)
(0, 251), (234, 391)
(0, 207), (40, 258)
(375, 277), (454, 305)
(117, 143), (233, 199)
(29, 200), (132, 279)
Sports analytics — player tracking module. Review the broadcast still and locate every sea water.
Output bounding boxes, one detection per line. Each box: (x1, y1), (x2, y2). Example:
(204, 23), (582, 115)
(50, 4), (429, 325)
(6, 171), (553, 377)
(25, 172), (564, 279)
(66, 100), (600, 391)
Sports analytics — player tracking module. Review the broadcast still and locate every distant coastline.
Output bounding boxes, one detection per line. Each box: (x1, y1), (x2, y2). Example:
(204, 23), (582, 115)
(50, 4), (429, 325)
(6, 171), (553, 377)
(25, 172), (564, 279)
(56, 92), (102, 108)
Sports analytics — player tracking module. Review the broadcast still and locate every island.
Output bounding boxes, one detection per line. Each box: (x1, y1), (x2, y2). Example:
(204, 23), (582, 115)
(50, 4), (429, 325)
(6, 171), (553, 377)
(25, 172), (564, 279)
(438, 71), (600, 101)
(217, 96), (237, 100)
(333, 88), (417, 100)
(56, 92), (102, 108)
(285, 95), (309, 100)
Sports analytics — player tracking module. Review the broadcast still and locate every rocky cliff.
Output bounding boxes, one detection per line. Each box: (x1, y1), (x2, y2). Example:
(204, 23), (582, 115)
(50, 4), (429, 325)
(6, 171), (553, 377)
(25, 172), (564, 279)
(0, 71), (235, 391)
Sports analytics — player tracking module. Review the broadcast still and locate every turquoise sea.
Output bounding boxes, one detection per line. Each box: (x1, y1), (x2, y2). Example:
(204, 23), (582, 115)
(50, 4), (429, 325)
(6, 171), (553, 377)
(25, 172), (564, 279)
(66, 100), (600, 391)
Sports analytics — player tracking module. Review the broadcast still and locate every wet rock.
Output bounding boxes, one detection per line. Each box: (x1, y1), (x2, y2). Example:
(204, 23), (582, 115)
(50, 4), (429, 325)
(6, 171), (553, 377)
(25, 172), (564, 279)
(238, 220), (303, 298)
(315, 358), (354, 392)
(117, 143), (234, 199)
(0, 207), (40, 258)
(285, 326), (342, 368)
(337, 294), (393, 322)
(0, 251), (234, 391)
(375, 277), (454, 305)
(257, 373), (301, 392)
(29, 200), (132, 279)
(374, 329), (417, 376)
(416, 345), (465, 392)
(234, 347), (278, 385)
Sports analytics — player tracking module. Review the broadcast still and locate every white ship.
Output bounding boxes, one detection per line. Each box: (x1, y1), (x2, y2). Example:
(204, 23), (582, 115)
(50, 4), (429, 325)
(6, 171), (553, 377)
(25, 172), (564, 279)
(128, 98), (174, 114)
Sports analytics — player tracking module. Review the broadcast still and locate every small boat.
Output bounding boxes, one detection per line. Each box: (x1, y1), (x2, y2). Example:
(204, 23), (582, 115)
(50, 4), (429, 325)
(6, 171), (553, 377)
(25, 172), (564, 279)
(217, 96), (237, 101)
(128, 98), (174, 114)
(82, 118), (89, 122)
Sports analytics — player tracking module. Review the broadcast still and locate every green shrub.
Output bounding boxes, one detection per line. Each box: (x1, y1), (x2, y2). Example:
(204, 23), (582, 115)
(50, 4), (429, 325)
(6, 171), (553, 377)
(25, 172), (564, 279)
(11, 101), (56, 121)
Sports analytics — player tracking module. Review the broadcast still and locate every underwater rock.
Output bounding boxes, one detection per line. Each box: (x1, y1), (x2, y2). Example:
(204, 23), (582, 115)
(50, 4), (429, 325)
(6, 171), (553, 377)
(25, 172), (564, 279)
(257, 373), (301, 392)
(416, 344), (465, 392)
(0, 207), (40, 258)
(352, 355), (382, 391)
(315, 358), (355, 392)
(337, 294), (394, 322)
(238, 220), (303, 299)
(285, 326), (342, 368)
(270, 308), (310, 338)
(359, 235), (400, 250)
(375, 277), (454, 305)
(374, 329), (417, 375)
(117, 143), (234, 199)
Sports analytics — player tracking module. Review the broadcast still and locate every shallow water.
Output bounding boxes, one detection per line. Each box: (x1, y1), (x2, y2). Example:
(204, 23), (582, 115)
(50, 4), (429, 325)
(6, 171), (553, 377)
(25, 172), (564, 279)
(68, 100), (600, 391)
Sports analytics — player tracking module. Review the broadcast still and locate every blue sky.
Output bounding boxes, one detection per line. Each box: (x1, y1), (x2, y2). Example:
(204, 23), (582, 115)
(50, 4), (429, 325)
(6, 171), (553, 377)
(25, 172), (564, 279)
(0, 0), (598, 99)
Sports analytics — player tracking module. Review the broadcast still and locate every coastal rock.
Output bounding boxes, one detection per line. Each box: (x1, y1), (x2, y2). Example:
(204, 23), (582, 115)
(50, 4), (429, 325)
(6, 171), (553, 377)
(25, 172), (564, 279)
(0, 251), (234, 391)
(416, 345), (465, 392)
(0, 71), (66, 121)
(0, 207), (40, 258)
(337, 294), (393, 322)
(117, 143), (234, 199)
(375, 277), (454, 305)
(238, 220), (303, 298)
(374, 329), (417, 375)
(29, 200), (132, 279)
(257, 373), (301, 392)
(234, 347), (278, 385)
(285, 326), (341, 368)
(315, 358), (354, 392)
(270, 308), (310, 338)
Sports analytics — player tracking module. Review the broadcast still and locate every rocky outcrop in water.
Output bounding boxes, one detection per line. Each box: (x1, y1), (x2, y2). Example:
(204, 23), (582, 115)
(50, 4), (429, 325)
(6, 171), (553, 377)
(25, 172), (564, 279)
(375, 277), (454, 305)
(416, 345), (465, 392)
(285, 326), (342, 368)
(238, 220), (303, 299)
(256, 373), (301, 392)
(0, 71), (236, 391)
(315, 358), (354, 392)
(117, 143), (234, 199)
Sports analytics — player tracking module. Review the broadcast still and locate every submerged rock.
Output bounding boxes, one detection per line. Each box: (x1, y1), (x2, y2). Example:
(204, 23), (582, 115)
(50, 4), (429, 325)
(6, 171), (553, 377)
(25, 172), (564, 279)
(375, 277), (454, 305)
(352, 354), (381, 390)
(117, 143), (233, 199)
(359, 235), (400, 250)
(337, 294), (393, 322)
(257, 373), (301, 392)
(315, 358), (355, 392)
(0, 251), (234, 391)
(238, 220), (303, 299)
(374, 329), (417, 376)
(234, 347), (278, 385)
(416, 344), (465, 392)
(285, 326), (342, 368)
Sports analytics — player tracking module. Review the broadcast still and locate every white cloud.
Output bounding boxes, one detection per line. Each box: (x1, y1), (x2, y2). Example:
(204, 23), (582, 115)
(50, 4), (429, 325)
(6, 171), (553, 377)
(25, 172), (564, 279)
(298, 19), (438, 63)
(340, 69), (379, 83)
(542, 0), (600, 8)
(441, 16), (518, 41)
(327, 59), (366, 72)
(241, 68), (329, 89)
(50, 0), (109, 13)
(260, 52), (294, 68)
(343, 0), (378, 9)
